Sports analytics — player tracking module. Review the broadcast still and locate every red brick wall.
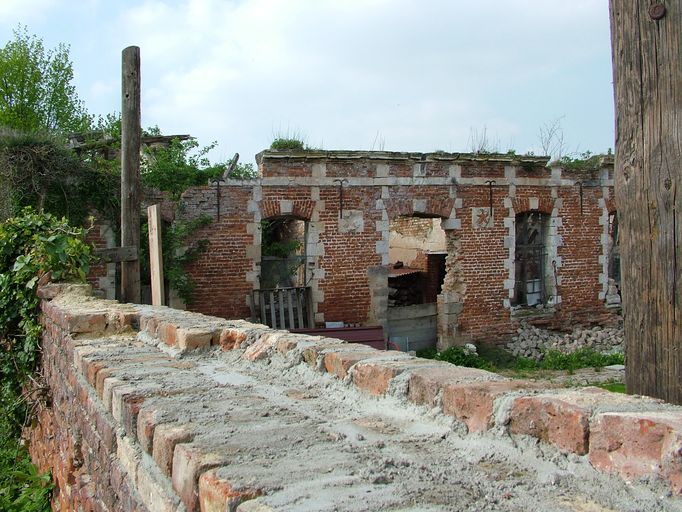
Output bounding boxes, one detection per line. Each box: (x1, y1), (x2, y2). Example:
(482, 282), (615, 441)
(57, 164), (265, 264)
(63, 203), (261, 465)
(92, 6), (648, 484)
(169, 152), (618, 343)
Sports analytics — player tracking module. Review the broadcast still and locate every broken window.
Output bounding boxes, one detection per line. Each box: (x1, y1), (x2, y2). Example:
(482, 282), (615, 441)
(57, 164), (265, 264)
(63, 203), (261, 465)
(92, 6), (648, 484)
(513, 211), (550, 307)
(260, 216), (307, 289)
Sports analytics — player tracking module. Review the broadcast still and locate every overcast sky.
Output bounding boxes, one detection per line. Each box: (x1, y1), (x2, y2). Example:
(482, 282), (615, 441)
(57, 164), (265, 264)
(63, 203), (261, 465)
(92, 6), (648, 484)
(1, 0), (614, 167)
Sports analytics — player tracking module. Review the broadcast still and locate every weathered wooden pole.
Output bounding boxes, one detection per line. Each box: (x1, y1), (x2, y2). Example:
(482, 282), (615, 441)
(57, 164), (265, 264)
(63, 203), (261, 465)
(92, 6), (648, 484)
(120, 46), (141, 304)
(610, 1), (682, 404)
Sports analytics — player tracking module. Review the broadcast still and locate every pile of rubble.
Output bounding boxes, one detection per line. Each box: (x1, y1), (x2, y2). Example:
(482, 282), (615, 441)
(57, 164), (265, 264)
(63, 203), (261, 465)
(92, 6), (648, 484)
(506, 323), (624, 360)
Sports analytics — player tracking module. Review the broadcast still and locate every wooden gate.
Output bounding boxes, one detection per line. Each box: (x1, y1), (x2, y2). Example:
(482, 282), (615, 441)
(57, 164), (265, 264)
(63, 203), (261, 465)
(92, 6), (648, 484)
(249, 287), (314, 329)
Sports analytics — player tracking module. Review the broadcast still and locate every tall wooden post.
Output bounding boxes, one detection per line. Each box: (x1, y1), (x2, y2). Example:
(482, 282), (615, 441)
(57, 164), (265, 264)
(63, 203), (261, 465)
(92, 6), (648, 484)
(121, 46), (141, 304)
(610, 1), (682, 404)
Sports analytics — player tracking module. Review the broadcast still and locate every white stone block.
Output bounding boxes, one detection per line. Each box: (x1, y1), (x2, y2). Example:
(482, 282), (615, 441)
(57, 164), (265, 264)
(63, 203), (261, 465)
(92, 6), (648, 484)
(529, 197), (539, 210)
(441, 218), (461, 230)
(376, 164), (389, 177)
(312, 163), (326, 178)
(280, 200), (293, 214)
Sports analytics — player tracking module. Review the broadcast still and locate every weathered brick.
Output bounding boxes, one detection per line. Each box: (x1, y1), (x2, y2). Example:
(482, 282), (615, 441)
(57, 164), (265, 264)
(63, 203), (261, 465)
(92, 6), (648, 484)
(510, 388), (609, 454)
(176, 327), (213, 351)
(323, 350), (380, 379)
(152, 423), (195, 476)
(172, 444), (235, 512)
(443, 380), (541, 432)
(351, 356), (426, 396)
(218, 328), (247, 350)
(198, 469), (263, 512)
(408, 364), (502, 408)
(65, 310), (108, 334)
(589, 411), (682, 494)
(158, 321), (178, 346)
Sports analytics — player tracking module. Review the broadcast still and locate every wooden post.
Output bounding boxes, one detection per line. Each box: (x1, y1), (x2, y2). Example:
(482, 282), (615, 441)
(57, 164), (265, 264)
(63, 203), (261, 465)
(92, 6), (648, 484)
(120, 46), (141, 304)
(147, 204), (165, 306)
(610, 1), (682, 404)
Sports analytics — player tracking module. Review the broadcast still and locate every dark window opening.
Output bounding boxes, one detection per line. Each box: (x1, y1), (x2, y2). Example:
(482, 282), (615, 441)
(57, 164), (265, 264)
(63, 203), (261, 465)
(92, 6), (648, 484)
(513, 211), (550, 307)
(260, 216), (307, 289)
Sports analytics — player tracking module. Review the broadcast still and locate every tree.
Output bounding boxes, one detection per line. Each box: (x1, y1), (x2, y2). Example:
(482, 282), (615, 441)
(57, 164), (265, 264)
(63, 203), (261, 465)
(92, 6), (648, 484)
(0, 27), (89, 134)
(610, 1), (682, 404)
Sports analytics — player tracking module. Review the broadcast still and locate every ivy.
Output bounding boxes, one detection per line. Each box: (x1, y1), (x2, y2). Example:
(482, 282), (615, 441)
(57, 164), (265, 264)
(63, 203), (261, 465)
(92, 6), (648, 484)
(0, 208), (91, 511)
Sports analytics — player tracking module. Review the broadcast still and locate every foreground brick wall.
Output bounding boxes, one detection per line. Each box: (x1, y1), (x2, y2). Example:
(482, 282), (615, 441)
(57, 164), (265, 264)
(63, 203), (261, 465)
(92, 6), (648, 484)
(27, 285), (682, 511)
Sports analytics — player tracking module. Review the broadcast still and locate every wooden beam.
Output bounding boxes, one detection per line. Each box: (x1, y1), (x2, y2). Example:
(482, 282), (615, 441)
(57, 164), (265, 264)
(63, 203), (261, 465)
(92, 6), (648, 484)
(610, 0), (682, 404)
(147, 204), (165, 306)
(93, 246), (137, 263)
(120, 46), (141, 304)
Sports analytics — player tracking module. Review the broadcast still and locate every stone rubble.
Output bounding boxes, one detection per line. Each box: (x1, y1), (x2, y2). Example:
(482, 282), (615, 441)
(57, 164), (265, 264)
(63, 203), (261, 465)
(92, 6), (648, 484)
(506, 323), (624, 360)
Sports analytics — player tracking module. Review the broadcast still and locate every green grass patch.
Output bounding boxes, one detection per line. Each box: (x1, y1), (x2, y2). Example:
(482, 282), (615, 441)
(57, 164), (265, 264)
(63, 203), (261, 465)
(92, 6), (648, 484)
(595, 382), (627, 394)
(418, 345), (624, 376)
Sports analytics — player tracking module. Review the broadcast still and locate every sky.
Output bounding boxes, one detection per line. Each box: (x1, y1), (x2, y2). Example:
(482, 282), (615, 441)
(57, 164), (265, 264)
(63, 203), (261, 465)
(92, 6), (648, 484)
(0, 0), (615, 167)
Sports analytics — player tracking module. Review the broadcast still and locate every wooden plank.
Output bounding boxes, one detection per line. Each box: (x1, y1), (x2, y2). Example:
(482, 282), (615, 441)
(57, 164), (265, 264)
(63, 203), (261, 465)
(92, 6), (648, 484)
(147, 204), (165, 306)
(287, 290), (295, 329)
(259, 291), (267, 327)
(611, 1), (682, 404)
(295, 288), (304, 328)
(120, 46), (141, 304)
(269, 291), (277, 329)
(278, 289), (286, 329)
(306, 287), (314, 328)
(248, 291), (256, 323)
(94, 246), (137, 263)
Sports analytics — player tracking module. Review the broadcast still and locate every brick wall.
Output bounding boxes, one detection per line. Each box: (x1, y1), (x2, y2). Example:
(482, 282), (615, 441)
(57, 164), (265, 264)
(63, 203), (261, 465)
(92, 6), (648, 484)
(27, 285), (682, 510)
(133, 151), (620, 347)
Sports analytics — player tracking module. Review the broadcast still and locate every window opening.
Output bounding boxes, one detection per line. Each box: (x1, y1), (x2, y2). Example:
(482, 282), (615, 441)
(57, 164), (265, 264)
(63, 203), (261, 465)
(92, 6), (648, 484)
(513, 211), (549, 306)
(260, 217), (307, 289)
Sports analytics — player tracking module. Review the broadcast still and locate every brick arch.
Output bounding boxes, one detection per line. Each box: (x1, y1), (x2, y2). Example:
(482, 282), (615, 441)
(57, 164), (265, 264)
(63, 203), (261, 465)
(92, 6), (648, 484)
(510, 197), (554, 215)
(385, 197), (454, 219)
(259, 199), (315, 221)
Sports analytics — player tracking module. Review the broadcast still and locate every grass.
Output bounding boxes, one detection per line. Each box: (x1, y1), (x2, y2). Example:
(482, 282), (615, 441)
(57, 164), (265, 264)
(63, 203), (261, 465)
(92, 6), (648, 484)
(595, 382), (627, 393)
(418, 345), (625, 377)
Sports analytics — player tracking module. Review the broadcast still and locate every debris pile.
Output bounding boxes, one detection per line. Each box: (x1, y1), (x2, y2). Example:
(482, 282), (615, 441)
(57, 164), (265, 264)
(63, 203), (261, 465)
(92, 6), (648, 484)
(506, 324), (624, 360)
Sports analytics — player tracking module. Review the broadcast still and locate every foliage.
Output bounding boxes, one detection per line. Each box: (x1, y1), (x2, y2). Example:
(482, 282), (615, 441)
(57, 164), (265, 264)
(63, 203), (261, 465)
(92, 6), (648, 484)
(140, 214), (213, 305)
(419, 345), (624, 375)
(0, 27), (89, 134)
(0, 442), (53, 512)
(551, 151), (609, 171)
(596, 382), (626, 394)
(0, 208), (91, 511)
(270, 137), (306, 151)
(0, 131), (119, 225)
(261, 219), (302, 258)
(418, 346), (494, 371)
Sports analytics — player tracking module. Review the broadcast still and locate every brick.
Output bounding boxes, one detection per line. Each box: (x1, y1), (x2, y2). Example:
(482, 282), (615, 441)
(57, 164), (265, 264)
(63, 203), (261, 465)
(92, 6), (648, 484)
(218, 328), (247, 350)
(137, 407), (162, 454)
(408, 365), (502, 408)
(65, 310), (108, 333)
(589, 411), (682, 493)
(198, 469), (263, 512)
(158, 321), (178, 346)
(510, 388), (610, 454)
(176, 327), (213, 351)
(152, 423), (195, 476)
(351, 356), (427, 396)
(443, 380), (541, 432)
(172, 444), (235, 512)
(323, 350), (380, 379)
(243, 332), (284, 361)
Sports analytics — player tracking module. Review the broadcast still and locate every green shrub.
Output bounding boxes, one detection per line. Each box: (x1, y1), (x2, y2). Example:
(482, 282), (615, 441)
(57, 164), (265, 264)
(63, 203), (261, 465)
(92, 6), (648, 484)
(270, 137), (306, 151)
(421, 346), (494, 371)
(0, 208), (91, 511)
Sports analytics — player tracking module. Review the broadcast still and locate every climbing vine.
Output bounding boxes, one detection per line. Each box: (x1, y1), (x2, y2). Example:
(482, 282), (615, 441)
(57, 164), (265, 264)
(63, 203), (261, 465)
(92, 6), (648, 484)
(0, 208), (92, 511)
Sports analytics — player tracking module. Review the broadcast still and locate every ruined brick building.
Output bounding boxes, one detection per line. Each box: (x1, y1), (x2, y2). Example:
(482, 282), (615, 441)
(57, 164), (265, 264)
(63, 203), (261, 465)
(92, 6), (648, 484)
(92, 150), (621, 350)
